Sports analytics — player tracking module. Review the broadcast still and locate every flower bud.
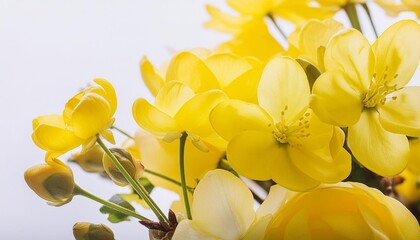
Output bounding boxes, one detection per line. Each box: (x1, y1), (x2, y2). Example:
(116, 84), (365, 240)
(69, 145), (105, 173)
(103, 148), (144, 186)
(24, 158), (74, 206)
(73, 222), (115, 240)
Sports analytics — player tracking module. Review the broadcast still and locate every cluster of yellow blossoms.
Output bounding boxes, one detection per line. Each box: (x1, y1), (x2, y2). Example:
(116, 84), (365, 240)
(25, 0), (420, 239)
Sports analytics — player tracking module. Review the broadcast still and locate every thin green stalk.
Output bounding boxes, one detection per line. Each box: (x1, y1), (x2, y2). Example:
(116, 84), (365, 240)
(267, 13), (288, 41)
(97, 137), (170, 229)
(344, 3), (362, 33)
(179, 132), (192, 219)
(361, 3), (379, 38)
(74, 184), (150, 221)
(144, 169), (194, 193)
(111, 125), (134, 139)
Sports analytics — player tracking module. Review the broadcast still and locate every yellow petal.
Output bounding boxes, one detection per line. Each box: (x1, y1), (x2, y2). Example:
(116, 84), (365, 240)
(32, 114), (83, 152)
(175, 90), (227, 138)
(348, 109), (409, 176)
(378, 87), (420, 137)
(140, 56), (164, 96)
(372, 20), (420, 88)
(256, 185), (288, 219)
(407, 139), (420, 174)
(227, 131), (278, 181)
(71, 93), (111, 139)
(154, 81), (195, 116)
(223, 67), (262, 103)
(94, 78), (117, 116)
(311, 70), (364, 127)
(101, 129), (115, 145)
(210, 99), (272, 141)
(192, 170), (255, 239)
(205, 5), (252, 34)
(204, 53), (253, 88)
(172, 220), (216, 240)
(132, 98), (182, 137)
(258, 56), (310, 124)
(385, 197), (420, 239)
(324, 29), (373, 92)
(166, 51), (219, 92)
(227, 0), (274, 15)
(242, 215), (272, 240)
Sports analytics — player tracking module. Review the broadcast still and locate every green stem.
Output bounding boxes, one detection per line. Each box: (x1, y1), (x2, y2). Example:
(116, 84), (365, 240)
(111, 125), (134, 139)
(179, 132), (192, 219)
(361, 3), (379, 38)
(96, 137), (170, 229)
(344, 3), (362, 33)
(267, 13), (288, 41)
(74, 185), (150, 221)
(144, 169), (194, 193)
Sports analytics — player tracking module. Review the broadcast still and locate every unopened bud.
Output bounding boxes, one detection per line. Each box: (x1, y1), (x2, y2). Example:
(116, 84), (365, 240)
(69, 145), (105, 173)
(24, 158), (74, 206)
(103, 148), (144, 186)
(73, 222), (115, 240)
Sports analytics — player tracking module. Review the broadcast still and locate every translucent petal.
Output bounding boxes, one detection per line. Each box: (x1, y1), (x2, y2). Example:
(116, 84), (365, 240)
(348, 110), (409, 176)
(32, 114), (83, 152)
(132, 98), (182, 136)
(210, 99), (272, 141)
(372, 20), (420, 88)
(311, 70), (364, 127)
(242, 215), (272, 240)
(204, 53), (253, 88)
(324, 29), (373, 92)
(258, 56), (310, 124)
(192, 170), (255, 239)
(175, 90), (227, 138)
(378, 87), (420, 137)
(94, 78), (117, 116)
(166, 51), (219, 92)
(71, 93), (111, 139)
(154, 81), (195, 116)
(140, 56), (164, 96)
(172, 221), (218, 240)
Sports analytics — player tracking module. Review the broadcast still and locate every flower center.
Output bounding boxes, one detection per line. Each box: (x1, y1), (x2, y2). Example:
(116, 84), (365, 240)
(271, 105), (311, 146)
(363, 66), (398, 108)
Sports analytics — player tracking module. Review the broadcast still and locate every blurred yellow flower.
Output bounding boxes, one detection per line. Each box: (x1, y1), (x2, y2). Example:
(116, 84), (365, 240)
(311, 20), (420, 176)
(267, 182), (420, 239)
(69, 145), (105, 174)
(375, 0), (420, 17)
(210, 56), (351, 191)
(172, 169), (287, 240)
(395, 169), (420, 204)
(24, 157), (75, 206)
(32, 79), (117, 156)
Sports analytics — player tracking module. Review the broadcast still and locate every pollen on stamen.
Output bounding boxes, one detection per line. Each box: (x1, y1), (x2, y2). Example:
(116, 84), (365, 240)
(392, 96), (397, 100)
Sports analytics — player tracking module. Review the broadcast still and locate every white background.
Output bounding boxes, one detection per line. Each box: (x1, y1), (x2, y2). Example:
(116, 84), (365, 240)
(0, 0), (418, 239)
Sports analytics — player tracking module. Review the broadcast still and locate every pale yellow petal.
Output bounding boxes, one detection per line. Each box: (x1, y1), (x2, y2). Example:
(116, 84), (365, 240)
(324, 29), (373, 92)
(385, 197), (420, 239)
(172, 220), (218, 240)
(256, 185), (288, 219)
(192, 169), (255, 239)
(224, 67), (262, 103)
(372, 20), (420, 88)
(379, 87), (420, 137)
(311, 70), (364, 127)
(242, 215), (272, 240)
(166, 51), (219, 92)
(140, 56), (164, 96)
(71, 93), (111, 139)
(154, 81), (195, 116)
(210, 99), (272, 141)
(227, 0), (274, 15)
(132, 98), (182, 136)
(258, 56), (310, 124)
(205, 5), (252, 34)
(175, 90), (227, 138)
(348, 110), (409, 176)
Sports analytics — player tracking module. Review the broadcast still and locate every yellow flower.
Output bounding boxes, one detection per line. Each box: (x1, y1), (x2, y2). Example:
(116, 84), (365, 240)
(73, 222), (115, 240)
(375, 0), (420, 17)
(288, 18), (344, 72)
(172, 169), (286, 240)
(210, 56), (351, 191)
(267, 182), (420, 239)
(141, 49), (263, 103)
(102, 148), (144, 186)
(24, 157), (75, 206)
(311, 20), (420, 176)
(395, 169), (420, 204)
(32, 79), (117, 156)
(316, 0), (367, 9)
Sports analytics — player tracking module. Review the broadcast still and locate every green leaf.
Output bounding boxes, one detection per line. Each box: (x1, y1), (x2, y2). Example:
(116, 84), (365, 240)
(99, 195), (136, 223)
